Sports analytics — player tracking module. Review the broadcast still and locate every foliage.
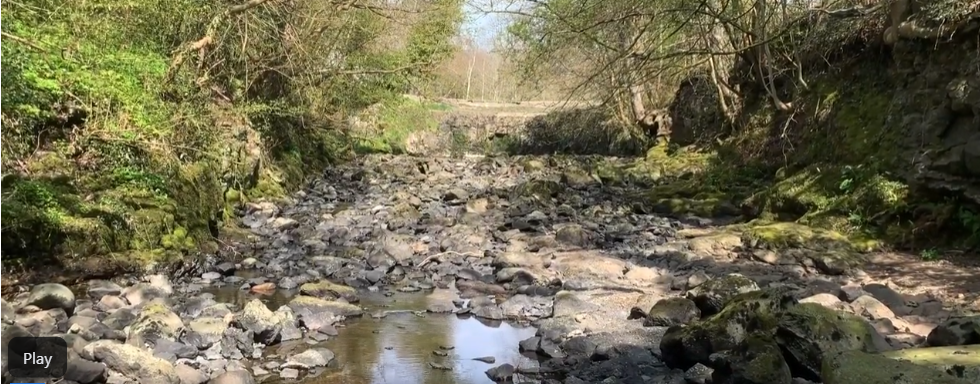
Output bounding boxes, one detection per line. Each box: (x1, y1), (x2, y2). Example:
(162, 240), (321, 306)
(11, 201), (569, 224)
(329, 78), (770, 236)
(0, 0), (466, 275)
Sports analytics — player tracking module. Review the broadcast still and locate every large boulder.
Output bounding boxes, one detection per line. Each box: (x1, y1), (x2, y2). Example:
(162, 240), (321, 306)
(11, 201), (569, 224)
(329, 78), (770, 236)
(236, 299), (282, 345)
(926, 316), (980, 347)
(642, 297), (700, 327)
(661, 287), (798, 370)
(685, 274), (760, 317)
(709, 335), (792, 384)
(81, 340), (179, 384)
(774, 303), (891, 381)
(127, 298), (184, 347)
(26, 283), (76, 315)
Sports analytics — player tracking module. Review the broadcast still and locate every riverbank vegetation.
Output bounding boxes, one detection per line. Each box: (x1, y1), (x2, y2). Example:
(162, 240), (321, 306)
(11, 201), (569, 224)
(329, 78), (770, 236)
(501, 0), (980, 251)
(0, 0), (464, 277)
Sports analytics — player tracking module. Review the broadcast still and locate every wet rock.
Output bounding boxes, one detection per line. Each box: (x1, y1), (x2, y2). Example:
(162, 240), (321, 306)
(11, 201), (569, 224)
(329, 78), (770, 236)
(425, 289), (458, 313)
(473, 356), (496, 364)
(287, 296), (363, 319)
(686, 274), (760, 317)
(486, 363), (516, 382)
(643, 297), (700, 327)
(26, 283), (76, 315)
(428, 362), (452, 370)
(283, 348), (335, 369)
(236, 299), (282, 345)
(82, 340), (180, 384)
(519, 336), (541, 352)
(926, 316), (980, 346)
(298, 280), (358, 302)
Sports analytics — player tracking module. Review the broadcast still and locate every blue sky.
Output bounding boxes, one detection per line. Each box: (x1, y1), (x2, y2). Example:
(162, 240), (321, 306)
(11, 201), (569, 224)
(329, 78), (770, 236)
(462, 2), (514, 50)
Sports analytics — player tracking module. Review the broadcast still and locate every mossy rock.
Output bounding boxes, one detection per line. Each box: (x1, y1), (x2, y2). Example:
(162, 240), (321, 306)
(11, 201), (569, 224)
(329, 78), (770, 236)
(709, 335), (792, 384)
(775, 303), (890, 381)
(686, 274), (761, 317)
(521, 158), (546, 172)
(740, 221), (855, 250)
(882, 345), (980, 381)
(651, 197), (740, 217)
(510, 179), (562, 201)
(661, 287), (798, 370)
(560, 169), (597, 189)
(822, 349), (972, 384)
(287, 295), (363, 318)
(299, 280), (358, 303)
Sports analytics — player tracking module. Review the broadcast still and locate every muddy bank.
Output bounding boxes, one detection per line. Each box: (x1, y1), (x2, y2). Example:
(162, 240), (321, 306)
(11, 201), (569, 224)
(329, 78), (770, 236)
(3, 154), (979, 384)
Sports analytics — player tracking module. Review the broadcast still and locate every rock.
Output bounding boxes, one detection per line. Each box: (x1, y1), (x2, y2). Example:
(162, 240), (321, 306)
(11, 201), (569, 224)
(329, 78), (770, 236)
(287, 296), (363, 319)
(686, 274), (760, 317)
(87, 280), (124, 301)
(127, 298), (184, 347)
(184, 317), (230, 350)
(709, 335), (792, 384)
(236, 299), (282, 345)
(82, 340), (180, 384)
(26, 283), (76, 315)
(774, 303), (890, 381)
(861, 283), (911, 316)
(298, 280), (358, 302)
(643, 297), (700, 327)
(556, 224), (591, 247)
(283, 348), (335, 369)
(279, 368), (299, 379)
(65, 354), (108, 384)
(661, 288), (799, 370)
(799, 293), (845, 309)
(209, 370), (255, 384)
(122, 283), (170, 307)
(473, 356), (496, 364)
(926, 316), (980, 346)
(821, 349), (972, 384)
(486, 363), (516, 382)
(175, 364), (208, 384)
(850, 295), (896, 320)
(425, 289), (458, 313)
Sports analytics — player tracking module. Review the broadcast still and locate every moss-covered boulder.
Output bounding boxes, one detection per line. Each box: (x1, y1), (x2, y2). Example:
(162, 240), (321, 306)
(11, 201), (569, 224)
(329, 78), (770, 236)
(774, 303), (891, 381)
(686, 273), (761, 317)
(298, 280), (358, 303)
(882, 345), (980, 381)
(661, 287), (798, 370)
(822, 349), (972, 384)
(709, 335), (792, 384)
(643, 297), (700, 327)
(127, 298), (184, 347)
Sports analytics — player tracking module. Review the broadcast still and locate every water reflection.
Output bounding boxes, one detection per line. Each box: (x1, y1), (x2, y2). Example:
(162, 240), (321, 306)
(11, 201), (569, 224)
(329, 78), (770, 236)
(316, 293), (539, 384)
(202, 281), (542, 384)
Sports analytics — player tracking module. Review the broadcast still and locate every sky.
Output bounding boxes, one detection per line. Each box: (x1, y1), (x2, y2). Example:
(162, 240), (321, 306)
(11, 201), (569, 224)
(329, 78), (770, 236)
(461, 1), (518, 50)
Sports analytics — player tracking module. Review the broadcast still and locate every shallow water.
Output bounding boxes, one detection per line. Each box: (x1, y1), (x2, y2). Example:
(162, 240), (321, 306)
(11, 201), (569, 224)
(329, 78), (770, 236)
(205, 283), (540, 384)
